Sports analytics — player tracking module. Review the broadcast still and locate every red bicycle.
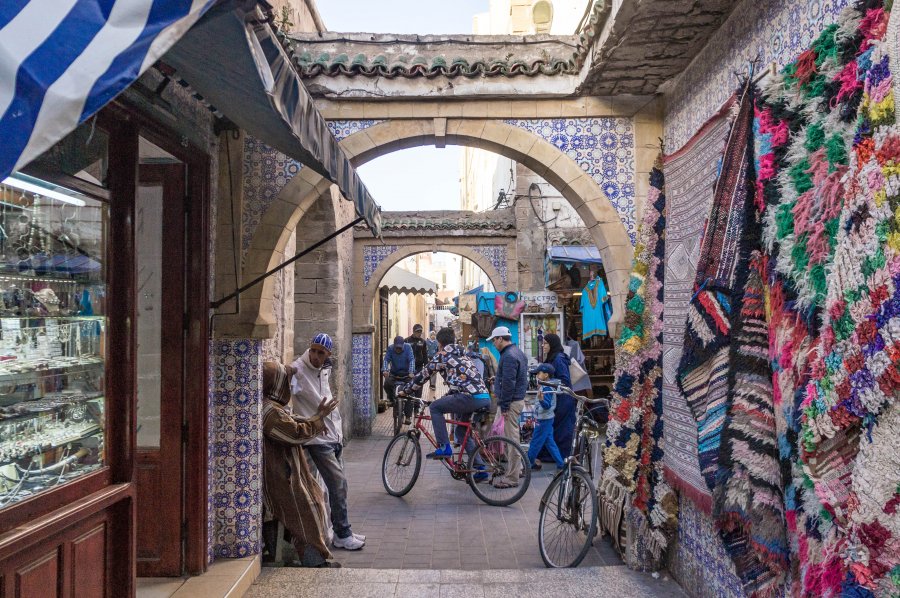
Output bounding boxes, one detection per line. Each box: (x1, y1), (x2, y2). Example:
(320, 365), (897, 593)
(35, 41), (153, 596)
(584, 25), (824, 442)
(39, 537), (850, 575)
(381, 398), (531, 506)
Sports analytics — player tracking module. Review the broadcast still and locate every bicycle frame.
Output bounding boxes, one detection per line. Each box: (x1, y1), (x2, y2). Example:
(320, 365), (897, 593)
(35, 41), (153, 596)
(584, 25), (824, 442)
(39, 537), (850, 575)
(408, 400), (484, 474)
(539, 385), (607, 509)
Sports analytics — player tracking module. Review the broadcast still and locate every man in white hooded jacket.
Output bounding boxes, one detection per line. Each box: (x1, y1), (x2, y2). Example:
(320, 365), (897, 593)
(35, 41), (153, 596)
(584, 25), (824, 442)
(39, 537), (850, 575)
(291, 333), (366, 551)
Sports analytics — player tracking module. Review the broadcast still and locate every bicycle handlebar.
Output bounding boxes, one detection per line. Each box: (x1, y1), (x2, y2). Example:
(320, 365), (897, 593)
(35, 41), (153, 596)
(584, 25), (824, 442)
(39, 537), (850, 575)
(540, 380), (609, 406)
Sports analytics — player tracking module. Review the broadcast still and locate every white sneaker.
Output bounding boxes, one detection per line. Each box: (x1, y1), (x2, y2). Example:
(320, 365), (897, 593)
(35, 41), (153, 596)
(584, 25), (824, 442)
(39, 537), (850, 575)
(333, 534), (365, 550)
(352, 532), (366, 542)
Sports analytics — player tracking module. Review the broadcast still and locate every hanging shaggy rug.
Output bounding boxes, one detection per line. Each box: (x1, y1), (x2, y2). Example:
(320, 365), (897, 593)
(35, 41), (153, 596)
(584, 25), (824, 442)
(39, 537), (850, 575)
(661, 104), (734, 510)
(756, 0), (900, 594)
(604, 157), (677, 560)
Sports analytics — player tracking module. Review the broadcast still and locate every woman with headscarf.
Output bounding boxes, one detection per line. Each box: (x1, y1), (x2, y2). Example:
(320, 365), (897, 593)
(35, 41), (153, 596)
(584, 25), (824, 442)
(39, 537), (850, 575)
(541, 333), (577, 458)
(261, 361), (341, 567)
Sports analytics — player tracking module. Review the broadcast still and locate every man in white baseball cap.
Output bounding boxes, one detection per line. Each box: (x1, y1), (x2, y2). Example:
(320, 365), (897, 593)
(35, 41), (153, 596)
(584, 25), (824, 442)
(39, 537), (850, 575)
(487, 326), (527, 488)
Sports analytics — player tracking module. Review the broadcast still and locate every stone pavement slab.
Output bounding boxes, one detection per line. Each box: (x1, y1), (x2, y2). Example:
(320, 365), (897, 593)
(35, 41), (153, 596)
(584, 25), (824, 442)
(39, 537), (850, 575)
(245, 566), (685, 597)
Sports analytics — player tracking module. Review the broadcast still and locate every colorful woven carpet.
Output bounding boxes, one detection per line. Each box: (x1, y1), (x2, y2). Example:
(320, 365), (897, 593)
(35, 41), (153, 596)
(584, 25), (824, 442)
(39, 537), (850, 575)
(756, 1), (900, 594)
(661, 105), (733, 511)
(804, 11), (900, 595)
(677, 83), (757, 495)
(604, 158), (677, 558)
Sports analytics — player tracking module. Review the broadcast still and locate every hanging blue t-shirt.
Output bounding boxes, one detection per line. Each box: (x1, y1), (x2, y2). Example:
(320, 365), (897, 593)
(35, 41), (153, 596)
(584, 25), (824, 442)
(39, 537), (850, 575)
(580, 279), (612, 339)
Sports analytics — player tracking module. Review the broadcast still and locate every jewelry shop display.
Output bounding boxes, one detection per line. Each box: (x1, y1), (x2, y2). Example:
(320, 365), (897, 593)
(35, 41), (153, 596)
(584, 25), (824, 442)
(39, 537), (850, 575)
(0, 177), (107, 510)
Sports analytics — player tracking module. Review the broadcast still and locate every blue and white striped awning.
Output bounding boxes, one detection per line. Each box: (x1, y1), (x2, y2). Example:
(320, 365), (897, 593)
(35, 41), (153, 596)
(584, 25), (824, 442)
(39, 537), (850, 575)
(0, 0), (215, 179)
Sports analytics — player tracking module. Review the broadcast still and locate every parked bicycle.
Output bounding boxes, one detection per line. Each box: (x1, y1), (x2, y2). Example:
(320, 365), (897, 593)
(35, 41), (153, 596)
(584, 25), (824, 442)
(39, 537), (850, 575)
(537, 382), (609, 568)
(381, 397), (531, 506)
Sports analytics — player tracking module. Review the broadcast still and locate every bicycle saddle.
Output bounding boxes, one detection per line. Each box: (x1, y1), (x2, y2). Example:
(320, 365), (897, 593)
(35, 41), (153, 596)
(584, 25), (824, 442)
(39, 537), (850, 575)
(472, 406), (490, 415)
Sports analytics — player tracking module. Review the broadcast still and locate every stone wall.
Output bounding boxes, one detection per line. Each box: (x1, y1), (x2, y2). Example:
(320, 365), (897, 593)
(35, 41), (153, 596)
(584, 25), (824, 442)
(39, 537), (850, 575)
(293, 187), (357, 439)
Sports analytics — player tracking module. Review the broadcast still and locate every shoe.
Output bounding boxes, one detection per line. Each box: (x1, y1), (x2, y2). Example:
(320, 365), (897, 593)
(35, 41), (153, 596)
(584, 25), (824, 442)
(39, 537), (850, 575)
(472, 466), (489, 483)
(352, 532), (366, 543)
(333, 534), (365, 550)
(530, 462), (542, 471)
(404, 417), (412, 425)
(426, 444), (453, 459)
(493, 480), (518, 489)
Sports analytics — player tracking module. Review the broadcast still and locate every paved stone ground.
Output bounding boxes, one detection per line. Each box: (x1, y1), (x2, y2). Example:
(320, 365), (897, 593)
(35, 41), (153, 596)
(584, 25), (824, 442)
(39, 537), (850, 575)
(249, 408), (685, 596)
(246, 566), (685, 597)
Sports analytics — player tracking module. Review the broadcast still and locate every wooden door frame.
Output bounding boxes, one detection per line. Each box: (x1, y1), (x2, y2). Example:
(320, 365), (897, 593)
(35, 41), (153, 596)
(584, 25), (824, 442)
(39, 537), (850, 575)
(122, 105), (210, 576)
(136, 163), (186, 576)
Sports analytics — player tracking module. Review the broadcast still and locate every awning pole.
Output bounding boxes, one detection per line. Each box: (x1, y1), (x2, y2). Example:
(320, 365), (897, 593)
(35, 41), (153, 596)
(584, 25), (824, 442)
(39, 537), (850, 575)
(210, 216), (363, 309)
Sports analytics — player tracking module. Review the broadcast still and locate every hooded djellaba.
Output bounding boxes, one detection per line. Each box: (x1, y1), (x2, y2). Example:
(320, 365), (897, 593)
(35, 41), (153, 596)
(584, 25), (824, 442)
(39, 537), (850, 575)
(261, 361), (340, 567)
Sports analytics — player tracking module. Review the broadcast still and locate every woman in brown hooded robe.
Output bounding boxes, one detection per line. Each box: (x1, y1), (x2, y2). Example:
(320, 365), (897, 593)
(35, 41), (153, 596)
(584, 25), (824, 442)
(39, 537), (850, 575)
(261, 361), (339, 567)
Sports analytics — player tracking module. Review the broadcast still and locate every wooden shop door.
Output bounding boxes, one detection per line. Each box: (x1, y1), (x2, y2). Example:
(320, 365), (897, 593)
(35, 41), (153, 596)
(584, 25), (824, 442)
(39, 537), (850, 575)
(134, 141), (186, 577)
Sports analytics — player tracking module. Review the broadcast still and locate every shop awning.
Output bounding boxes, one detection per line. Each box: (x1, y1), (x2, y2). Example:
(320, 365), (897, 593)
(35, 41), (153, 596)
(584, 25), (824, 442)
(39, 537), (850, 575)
(379, 269), (437, 295)
(0, 0), (215, 179)
(163, 3), (381, 235)
(547, 245), (603, 265)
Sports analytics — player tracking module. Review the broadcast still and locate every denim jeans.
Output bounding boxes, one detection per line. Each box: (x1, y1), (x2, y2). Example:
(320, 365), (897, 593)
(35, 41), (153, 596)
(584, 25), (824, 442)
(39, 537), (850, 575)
(305, 443), (352, 539)
(429, 392), (490, 447)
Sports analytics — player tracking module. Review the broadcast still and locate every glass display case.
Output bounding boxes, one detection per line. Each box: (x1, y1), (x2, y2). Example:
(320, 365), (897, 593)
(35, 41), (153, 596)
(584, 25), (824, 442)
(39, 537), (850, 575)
(0, 174), (107, 510)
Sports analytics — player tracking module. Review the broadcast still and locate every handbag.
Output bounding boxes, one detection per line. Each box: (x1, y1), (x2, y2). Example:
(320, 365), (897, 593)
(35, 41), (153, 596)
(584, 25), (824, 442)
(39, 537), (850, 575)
(494, 292), (526, 321)
(471, 312), (498, 338)
(569, 358), (589, 386)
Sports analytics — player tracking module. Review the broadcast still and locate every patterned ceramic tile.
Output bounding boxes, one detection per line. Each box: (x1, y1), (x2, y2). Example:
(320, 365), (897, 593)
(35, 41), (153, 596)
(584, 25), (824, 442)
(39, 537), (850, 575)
(351, 334), (373, 436)
(665, 0), (852, 151)
(506, 118), (637, 244)
(241, 136), (303, 253)
(472, 245), (509, 287)
(326, 120), (385, 142)
(212, 338), (263, 559)
(362, 245), (400, 285)
(669, 495), (743, 598)
(208, 340), (216, 565)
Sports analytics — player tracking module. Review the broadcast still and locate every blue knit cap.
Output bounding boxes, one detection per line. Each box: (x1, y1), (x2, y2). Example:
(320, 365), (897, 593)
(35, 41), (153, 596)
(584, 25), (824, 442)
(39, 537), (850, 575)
(311, 333), (333, 352)
(533, 363), (555, 376)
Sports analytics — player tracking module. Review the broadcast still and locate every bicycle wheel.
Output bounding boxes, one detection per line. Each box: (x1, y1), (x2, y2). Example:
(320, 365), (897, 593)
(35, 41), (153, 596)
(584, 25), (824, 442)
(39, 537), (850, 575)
(466, 436), (531, 506)
(538, 466), (598, 568)
(381, 432), (421, 496)
(392, 396), (403, 436)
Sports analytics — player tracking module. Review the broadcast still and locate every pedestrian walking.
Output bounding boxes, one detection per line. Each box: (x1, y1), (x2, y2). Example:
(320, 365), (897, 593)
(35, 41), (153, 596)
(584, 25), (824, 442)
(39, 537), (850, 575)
(291, 333), (366, 551)
(526, 364), (565, 470)
(542, 333), (576, 459)
(487, 326), (528, 489)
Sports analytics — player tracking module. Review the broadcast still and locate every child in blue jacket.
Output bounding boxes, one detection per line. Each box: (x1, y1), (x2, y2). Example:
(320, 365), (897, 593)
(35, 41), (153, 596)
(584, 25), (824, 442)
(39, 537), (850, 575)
(527, 363), (565, 470)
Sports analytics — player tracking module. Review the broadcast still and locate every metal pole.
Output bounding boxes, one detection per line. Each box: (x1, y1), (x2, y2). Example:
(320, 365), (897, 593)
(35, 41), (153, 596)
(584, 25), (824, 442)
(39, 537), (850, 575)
(210, 216), (364, 309)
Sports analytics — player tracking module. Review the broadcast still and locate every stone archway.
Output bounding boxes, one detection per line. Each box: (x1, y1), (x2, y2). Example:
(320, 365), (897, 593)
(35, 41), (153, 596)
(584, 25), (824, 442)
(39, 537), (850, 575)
(356, 243), (509, 326)
(241, 119), (634, 339)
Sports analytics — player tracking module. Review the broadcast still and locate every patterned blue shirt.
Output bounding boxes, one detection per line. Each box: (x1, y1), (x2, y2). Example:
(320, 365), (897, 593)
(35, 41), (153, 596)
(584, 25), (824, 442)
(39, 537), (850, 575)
(401, 344), (489, 397)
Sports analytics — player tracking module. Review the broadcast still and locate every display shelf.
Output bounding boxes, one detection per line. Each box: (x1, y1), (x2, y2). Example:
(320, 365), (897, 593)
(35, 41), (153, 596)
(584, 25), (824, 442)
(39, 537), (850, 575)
(0, 424), (102, 467)
(0, 315), (104, 321)
(0, 358), (103, 383)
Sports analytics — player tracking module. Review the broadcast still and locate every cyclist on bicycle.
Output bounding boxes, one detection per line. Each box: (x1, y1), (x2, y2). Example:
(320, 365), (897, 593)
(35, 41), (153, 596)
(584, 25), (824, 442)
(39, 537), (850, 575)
(382, 335), (415, 422)
(398, 327), (491, 461)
